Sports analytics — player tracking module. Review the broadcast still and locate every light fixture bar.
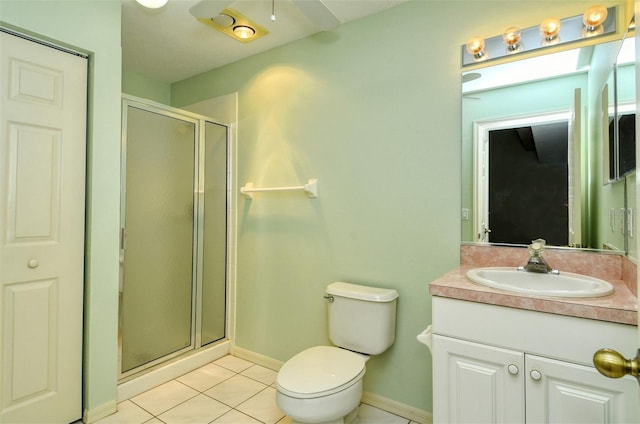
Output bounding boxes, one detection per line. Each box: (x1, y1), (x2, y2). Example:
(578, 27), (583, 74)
(461, 6), (616, 67)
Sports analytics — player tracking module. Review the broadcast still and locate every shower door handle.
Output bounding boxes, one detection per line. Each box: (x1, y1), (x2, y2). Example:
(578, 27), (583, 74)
(120, 227), (126, 250)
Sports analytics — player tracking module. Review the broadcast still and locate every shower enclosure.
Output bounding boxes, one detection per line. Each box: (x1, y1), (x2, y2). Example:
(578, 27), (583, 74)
(119, 96), (228, 379)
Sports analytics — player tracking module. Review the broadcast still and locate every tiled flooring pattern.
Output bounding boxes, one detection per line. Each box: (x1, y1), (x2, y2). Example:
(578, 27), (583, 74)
(96, 355), (418, 424)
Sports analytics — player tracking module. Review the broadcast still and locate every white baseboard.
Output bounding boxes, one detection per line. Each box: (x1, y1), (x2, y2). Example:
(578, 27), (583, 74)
(232, 346), (432, 424)
(83, 400), (117, 424)
(117, 341), (230, 402)
(362, 391), (432, 424)
(231, 345), (284, 371)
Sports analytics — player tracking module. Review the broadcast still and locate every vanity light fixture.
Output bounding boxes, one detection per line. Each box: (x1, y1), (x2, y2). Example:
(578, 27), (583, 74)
(135, 0), (168, 8)
(502, 26), (523, 53)
(461, 5), (617, 67)
(539, 18), (561, 45)
(465, 37), (487, 61)
(583, 5), (608, 36)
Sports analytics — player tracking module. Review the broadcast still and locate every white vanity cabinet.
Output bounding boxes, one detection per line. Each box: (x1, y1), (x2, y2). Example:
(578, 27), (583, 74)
(432, 297), (638, 424)
(432, 335), (525, 423)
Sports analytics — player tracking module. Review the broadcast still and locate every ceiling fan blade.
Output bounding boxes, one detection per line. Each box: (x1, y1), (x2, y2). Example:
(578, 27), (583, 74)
(189, 0), (233, 19)
(293, 0), (340, 31)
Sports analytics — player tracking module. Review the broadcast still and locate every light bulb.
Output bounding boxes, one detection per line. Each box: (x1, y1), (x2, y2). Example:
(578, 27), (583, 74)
(540, 18), (561, 43)
(135, 0), (168, 9)
(583, 5), (608, 32)
(233, 25), (256, 39)
(503, 26), (522, 53)
(465, 37), (486, 60)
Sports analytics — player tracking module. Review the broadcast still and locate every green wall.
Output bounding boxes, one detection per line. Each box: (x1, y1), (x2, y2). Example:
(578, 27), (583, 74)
(1, 0), (630, 420)
(170, 0), (627, 413)
(172, 0), (463, 412)
(1, 0), (122, 418)
(122, 68), (171, 105)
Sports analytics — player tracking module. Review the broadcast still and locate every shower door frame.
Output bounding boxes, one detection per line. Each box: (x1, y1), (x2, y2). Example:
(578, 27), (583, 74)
(119, 95), (229, 380)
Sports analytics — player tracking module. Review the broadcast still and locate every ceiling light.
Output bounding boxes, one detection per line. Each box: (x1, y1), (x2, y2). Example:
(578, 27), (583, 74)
(195, 8), (268, 43)
(233, 25), (256, 39)
(135, 0), (168, 9)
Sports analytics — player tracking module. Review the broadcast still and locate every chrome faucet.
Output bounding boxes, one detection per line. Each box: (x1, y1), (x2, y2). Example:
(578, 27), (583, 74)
(520, 238), (558, 274)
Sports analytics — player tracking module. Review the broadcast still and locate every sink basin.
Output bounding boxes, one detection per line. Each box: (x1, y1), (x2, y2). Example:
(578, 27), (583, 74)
(466, 267), (614, 298)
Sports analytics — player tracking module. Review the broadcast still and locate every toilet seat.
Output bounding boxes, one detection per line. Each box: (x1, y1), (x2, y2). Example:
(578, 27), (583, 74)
(276, 346), (366, 399)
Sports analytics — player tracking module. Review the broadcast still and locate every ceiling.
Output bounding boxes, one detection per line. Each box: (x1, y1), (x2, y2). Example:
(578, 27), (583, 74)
(122, 0), (408, 83)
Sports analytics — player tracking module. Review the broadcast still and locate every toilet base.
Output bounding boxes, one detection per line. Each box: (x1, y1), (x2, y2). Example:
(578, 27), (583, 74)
(276, 374), (363, 424)
(289, 405), (360, 424)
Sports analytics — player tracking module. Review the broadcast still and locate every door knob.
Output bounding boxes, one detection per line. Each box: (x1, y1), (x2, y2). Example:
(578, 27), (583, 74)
(593, 348), (640, 380)
(27, 258), (39, 269)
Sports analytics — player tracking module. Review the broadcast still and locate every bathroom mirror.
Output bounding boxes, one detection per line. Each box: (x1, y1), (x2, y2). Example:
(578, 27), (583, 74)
(461, 29), (634, 253)
(617, 30), (636, 257)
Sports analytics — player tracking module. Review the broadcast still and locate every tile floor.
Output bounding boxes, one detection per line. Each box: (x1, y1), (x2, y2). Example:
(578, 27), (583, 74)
(96, 354), (418, 424)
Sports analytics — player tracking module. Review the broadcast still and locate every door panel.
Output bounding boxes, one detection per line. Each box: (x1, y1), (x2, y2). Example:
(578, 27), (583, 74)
(432, 335), (525, 423)
(7, 124), (61, 241)
(201, 121), (227, 345)
(526, 354), (638, 423)
(0, 31), (87, 423)
(120, 106), (196, 374)
(568, 88), (582, 247)
(4, 279), (58, 403)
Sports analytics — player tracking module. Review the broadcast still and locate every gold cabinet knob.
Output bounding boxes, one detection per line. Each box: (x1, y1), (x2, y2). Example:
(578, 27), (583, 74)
(593, 348), (640, 379)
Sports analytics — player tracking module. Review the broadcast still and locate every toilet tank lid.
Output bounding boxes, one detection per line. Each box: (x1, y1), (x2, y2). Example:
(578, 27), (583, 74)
(327, 282), (399, 302)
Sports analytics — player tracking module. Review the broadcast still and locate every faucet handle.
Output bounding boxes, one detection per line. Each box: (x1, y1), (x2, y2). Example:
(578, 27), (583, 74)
(531, 238), (546, 246)
(529, 238), (547, 255)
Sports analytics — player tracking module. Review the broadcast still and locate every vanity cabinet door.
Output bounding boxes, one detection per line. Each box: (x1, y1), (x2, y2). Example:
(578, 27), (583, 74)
(525, 354), (638, 424)
(432, 335), (525, 424)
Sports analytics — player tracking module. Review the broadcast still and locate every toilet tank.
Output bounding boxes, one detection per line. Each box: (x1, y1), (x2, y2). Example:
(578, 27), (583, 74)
(326, 282), (399, 355)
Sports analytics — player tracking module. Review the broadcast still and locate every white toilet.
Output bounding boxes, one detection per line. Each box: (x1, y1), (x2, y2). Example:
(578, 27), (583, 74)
(276, 281), (399, 424)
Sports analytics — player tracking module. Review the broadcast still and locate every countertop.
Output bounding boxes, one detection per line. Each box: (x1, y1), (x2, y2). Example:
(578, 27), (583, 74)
(429, 265), (638, 325)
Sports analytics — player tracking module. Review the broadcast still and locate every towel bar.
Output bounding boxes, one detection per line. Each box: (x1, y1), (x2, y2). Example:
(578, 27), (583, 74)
(240, 179), (318, 199)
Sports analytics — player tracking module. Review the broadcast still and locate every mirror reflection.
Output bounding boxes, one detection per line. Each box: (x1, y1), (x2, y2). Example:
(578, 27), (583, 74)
(461, 33), (635, 254)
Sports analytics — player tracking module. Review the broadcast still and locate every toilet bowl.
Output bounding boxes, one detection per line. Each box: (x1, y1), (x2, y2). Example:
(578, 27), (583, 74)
(275, 282), (398, 424)
(276, 346), (366, 424)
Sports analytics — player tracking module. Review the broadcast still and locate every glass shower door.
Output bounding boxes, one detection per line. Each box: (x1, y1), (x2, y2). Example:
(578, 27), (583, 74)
(120, 106), (197, 375)
(200, 121), (228, 345)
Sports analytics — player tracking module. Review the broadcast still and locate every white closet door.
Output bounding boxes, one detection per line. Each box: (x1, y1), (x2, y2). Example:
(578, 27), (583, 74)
(0, 31), (87, 423)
